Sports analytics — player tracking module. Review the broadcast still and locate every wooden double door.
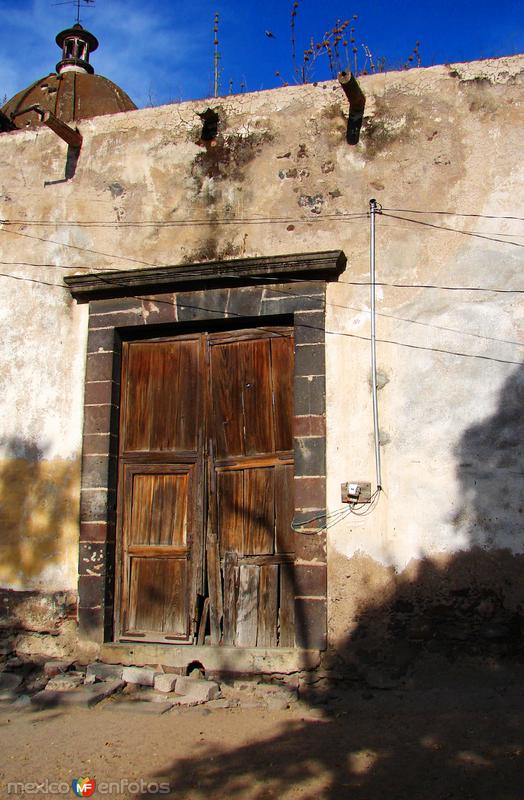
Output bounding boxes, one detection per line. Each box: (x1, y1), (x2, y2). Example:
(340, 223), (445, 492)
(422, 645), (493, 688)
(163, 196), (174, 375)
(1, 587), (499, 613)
(116, 326), (295, 647)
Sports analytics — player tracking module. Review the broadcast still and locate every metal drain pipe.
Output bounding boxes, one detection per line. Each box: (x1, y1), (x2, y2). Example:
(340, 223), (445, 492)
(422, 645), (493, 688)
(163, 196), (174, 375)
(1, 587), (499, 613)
(369, 198), (382, 490)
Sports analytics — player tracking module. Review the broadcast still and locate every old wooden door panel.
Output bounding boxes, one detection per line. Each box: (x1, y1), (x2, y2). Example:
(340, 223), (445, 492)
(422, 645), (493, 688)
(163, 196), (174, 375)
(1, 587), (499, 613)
(235, 565), (259, 647)
(279, 562), (295, 647)
(209, 331), (293, 460)
(242, 339), (274, 456)
(208, 328), (295, 647)
(243, 467), (276, 555)
(217, 462), (295, 556)
(120, 463), (196, 640)
(209, 343), (245, 459)
(257, 564), (279, 647)
(117, 336), (204, 643)
(121, 339), (200, 454)
(128, 472), (188, 547)
(217, 470), (244, 554)
(227, 561), (293, 647)
(127, 557), (188, 636)
(269, 336), (294, 452)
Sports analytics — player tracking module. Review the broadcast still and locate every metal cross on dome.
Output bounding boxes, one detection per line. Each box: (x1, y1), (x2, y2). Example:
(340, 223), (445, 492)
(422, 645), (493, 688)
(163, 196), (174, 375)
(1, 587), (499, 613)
(52, 0), (95, 25)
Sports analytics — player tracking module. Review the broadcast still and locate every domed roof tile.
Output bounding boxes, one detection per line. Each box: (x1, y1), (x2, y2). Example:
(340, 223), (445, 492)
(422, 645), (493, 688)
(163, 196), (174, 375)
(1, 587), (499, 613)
(1, 23), (137, 130)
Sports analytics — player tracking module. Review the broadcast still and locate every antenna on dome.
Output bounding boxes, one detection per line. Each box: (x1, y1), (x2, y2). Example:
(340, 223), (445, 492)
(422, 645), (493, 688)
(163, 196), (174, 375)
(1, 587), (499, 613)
(52, 0), (96, 25)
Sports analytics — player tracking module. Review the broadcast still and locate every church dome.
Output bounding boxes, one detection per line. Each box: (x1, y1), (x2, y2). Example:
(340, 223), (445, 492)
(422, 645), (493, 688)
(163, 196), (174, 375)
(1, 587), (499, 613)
(1, 23), (137, 130)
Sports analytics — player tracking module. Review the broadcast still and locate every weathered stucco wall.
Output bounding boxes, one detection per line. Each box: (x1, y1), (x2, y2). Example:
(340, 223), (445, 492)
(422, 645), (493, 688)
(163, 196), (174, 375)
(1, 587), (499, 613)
(0, 55), (522, 662)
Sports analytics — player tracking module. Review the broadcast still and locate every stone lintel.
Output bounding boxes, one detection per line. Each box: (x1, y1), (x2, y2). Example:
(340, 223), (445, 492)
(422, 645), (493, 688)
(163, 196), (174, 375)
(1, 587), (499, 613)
(65, 250), (346, 301)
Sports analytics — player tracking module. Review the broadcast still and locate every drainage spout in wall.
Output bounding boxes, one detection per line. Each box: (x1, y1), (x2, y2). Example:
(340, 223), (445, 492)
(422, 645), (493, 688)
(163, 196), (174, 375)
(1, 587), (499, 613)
(337, 70), (366, 145)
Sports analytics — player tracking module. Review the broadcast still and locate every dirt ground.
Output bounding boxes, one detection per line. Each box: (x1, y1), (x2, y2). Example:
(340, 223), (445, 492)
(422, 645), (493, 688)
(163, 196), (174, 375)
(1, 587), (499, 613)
(1, 663), (523, 800)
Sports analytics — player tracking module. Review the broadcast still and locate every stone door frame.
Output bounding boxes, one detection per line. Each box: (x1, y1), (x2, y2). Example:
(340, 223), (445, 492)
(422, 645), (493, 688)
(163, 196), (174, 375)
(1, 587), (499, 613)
(66, 250), (346, 651)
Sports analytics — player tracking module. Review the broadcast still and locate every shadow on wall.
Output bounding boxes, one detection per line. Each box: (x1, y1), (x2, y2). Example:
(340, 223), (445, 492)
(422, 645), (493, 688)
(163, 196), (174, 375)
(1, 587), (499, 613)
(453, 362), (524, 549)
(0, 437), (79, 632)
(137, 363), (524, 798)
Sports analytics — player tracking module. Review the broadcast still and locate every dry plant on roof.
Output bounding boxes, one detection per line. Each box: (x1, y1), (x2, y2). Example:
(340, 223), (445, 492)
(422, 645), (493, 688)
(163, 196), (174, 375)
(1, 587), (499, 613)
(277, 0), (421, 85)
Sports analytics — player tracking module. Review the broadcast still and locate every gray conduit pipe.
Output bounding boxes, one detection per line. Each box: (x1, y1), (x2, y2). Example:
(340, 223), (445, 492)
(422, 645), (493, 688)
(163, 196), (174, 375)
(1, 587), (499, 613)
(369, 198), (382, 490)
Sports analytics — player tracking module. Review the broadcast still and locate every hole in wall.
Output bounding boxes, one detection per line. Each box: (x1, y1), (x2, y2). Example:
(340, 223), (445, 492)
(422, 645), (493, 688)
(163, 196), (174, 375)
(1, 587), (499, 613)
(198, 108), (219, 141)
(186, 660), (206, 677)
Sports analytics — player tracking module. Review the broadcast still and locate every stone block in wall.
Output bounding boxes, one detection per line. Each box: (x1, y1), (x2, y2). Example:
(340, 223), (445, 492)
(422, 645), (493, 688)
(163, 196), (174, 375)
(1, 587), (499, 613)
(295, 598), (327, 650)
(294, 376), (325, 416)
(78, 607), (104, 642)
(294, 312), (325, 345)
(226, 287), (263, 317)
(294, 476), (326, 508)
(80, 488), (116, 522)
(85, 352), (117, 383)
(294, 436), (326, 477)
(294, 563), (327, 598)
(83, 380), (119, 407)
(295, 344), (325, 377)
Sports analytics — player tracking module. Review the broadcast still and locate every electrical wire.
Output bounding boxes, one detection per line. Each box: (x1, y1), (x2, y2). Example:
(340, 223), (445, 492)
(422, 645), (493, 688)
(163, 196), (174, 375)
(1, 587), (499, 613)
(2, 207), (523, 227)
(291, 487), (383, 532)
(327, 329), (523, 366)
(346, 488), (382, 516)
(291, 505), (354, 533)
(382, 208), (524, 222)
(2, 207), (523, 369)
(380, 212), (524, 250)
(0, 212), (369, 229)
(343, 280), (524, 294)
(2, 268), (521, 364)
(0, 272), (65, 288)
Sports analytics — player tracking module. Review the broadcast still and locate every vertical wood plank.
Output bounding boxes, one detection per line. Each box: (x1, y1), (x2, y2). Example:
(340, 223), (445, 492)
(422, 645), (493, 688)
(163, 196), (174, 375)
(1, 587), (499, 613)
(223, 552), (239, 646)
(271, 336), (294, 452)
(217, 470), (244, 553)
(257, 564), (278, 647)
(235, 565), (259, 647)
(128, 558), (164, 632)
(126, 556), (139, 631)
(162, 559), (188, 635)
(279, 562), (295, 647)
(197, 597), (210, 646)
(206, 532), (223, 644)
(210, 343), (244, 458)
(243, 339), (274, 456)
(244, 468), (275, 554)
(275, 464), (295, 554)
(174, 340), (200, 450)
(190, 448), (206, 610)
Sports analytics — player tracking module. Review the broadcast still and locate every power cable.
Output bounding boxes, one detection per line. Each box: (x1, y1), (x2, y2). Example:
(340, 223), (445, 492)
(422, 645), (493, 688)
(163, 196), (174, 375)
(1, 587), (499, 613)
(343, 280), (524, 294)
(0, 226), (160, 269)
(382, 208), (524, 222)
(2, 268), (522, 362)
(0, 212), (369, 229)
(332, 329), (523, 366)
(0, 272), (64, 288)
(380, 211), (524, 250)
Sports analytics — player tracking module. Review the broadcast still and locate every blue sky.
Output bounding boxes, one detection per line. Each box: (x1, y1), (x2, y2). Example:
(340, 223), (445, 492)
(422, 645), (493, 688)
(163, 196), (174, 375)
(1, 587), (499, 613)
(1, 0), (523, 107)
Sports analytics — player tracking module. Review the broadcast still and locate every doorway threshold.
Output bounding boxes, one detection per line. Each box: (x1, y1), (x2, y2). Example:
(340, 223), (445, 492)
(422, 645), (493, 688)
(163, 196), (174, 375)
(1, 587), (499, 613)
(99, 643), (320, 677)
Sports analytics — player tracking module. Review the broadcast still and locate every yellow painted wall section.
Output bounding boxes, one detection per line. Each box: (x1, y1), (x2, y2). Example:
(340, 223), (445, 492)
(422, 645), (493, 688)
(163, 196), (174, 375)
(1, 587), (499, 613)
(0, 456), (80, 590)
